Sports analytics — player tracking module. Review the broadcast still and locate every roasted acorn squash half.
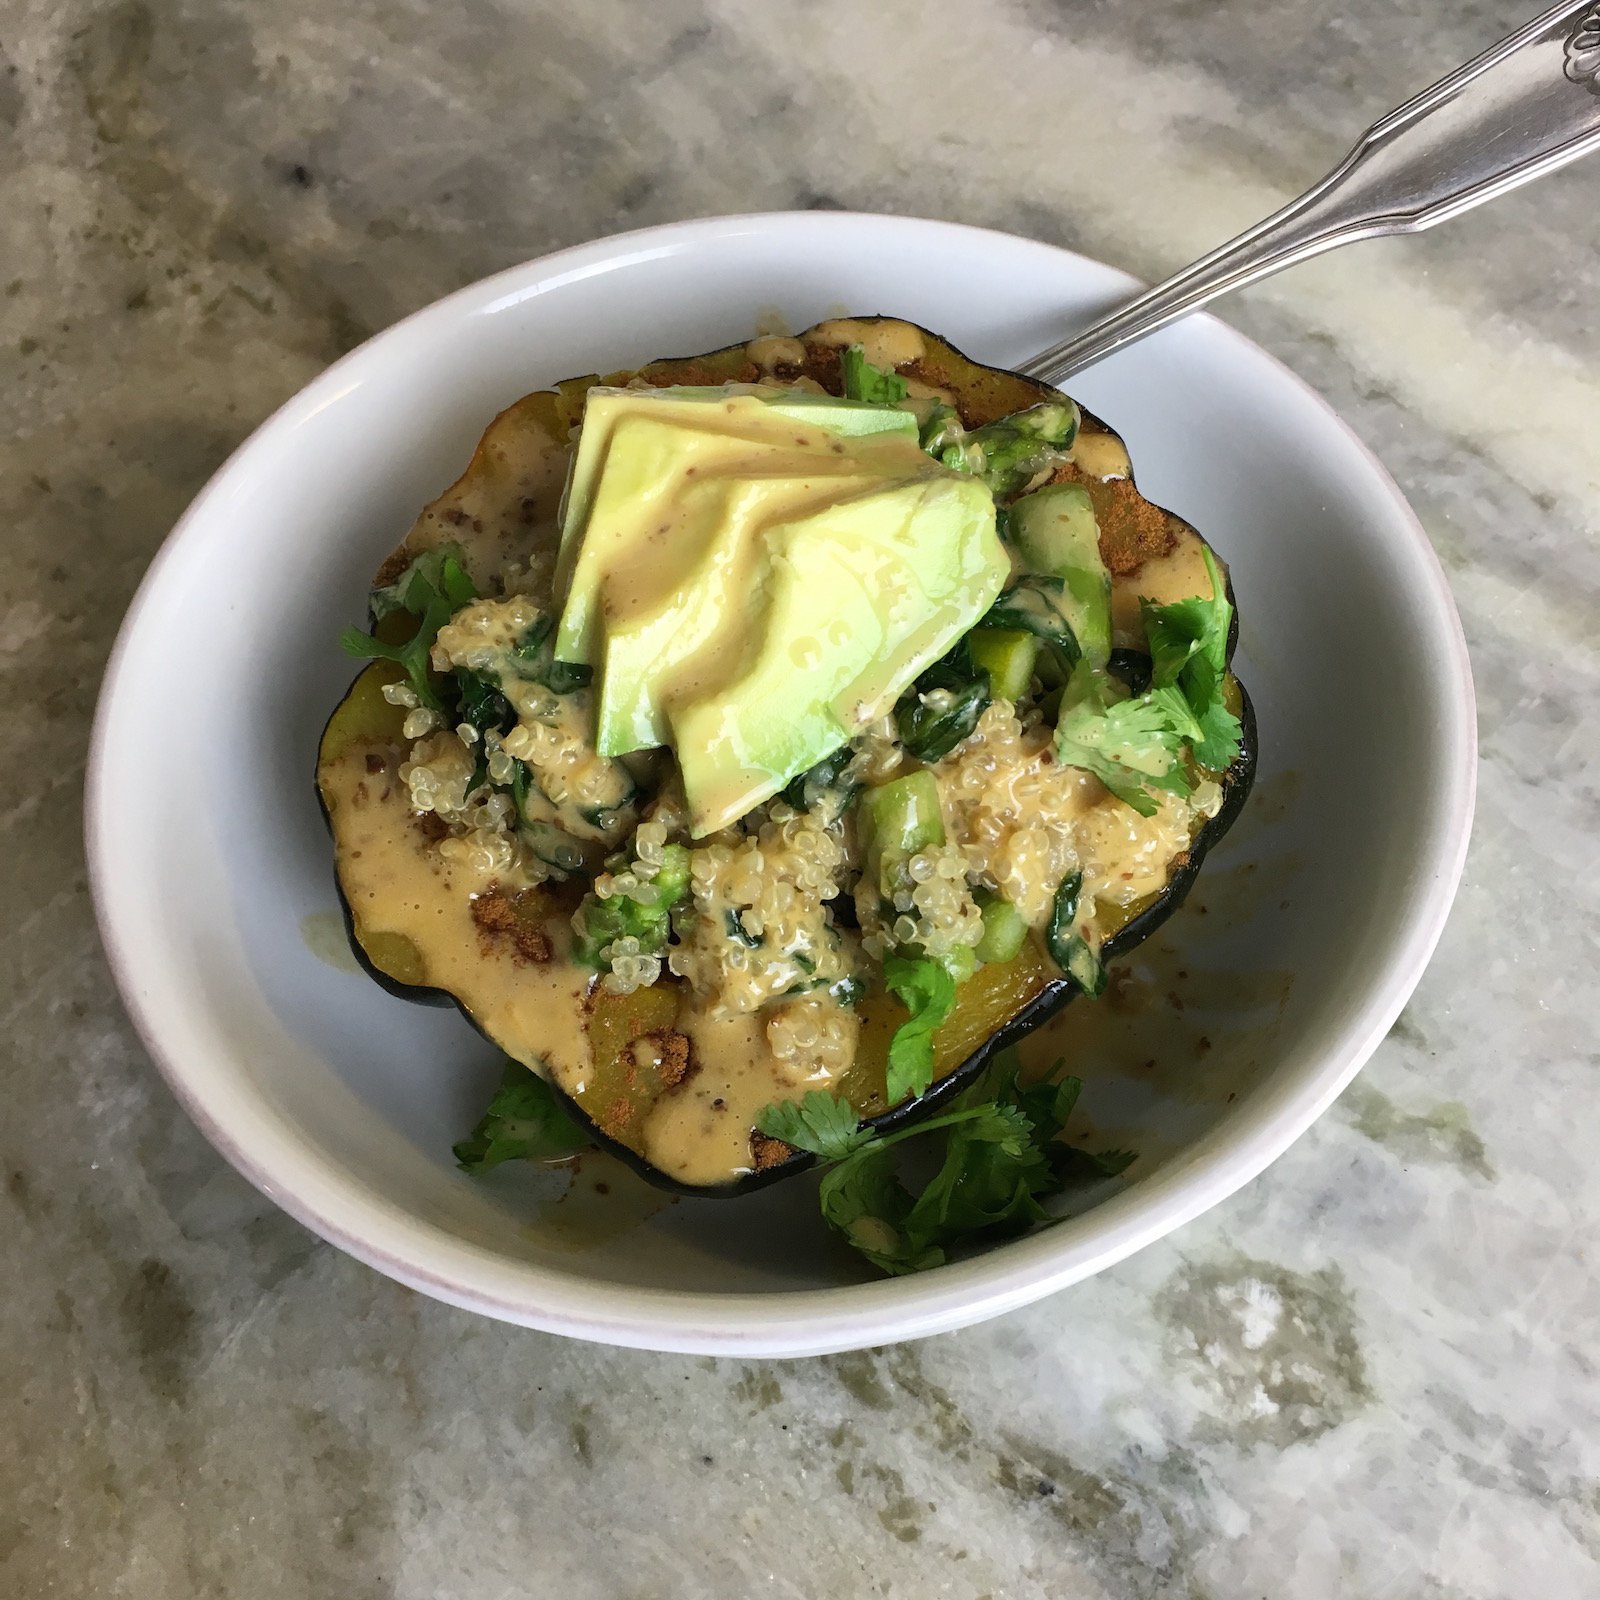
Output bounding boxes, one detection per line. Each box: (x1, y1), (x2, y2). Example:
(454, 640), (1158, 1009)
(316, 317), (1255, 1197)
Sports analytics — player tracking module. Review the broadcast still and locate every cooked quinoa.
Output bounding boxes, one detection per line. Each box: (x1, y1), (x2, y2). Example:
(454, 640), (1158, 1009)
(370, 641), (1225, 1092)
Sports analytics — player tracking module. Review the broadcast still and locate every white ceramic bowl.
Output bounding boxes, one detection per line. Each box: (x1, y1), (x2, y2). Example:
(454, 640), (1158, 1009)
(87, 213), (1474, 1356)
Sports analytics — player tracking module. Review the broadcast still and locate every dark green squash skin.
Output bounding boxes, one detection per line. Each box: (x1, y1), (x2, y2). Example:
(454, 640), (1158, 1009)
(318, 319), (1259, 1198)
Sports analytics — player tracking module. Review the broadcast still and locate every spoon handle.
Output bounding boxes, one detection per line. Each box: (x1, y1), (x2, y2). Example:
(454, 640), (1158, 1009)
(1022, 1), (1600, 386)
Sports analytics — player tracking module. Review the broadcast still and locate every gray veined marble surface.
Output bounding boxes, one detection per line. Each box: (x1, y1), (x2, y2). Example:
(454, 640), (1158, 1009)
(3, 0), (1598, 1595)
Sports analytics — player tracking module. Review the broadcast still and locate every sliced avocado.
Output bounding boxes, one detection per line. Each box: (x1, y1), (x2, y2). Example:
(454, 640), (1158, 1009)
(629, 384), (918, 440)
(1010, 484), (1111, 669)
(593, 463), (887, 756)
(761, 395), (917, 439)
(553, 394), (725, 667)
(668, 472), (1004, 835)
(554, 387), (917, 670)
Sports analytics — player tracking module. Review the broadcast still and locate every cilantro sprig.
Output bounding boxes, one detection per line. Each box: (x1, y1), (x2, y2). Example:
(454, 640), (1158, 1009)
(453, 1061), (589, 1173)
(1053, 546), (1240, 809)
(755, 1092), (875, 1164)
(1054, 667), (1189, 818)
(1142, 547), (1242, 771)
(340, 544), (477, 711)
(882, 954), (958, 1104)
(756, 1052), (1134, 1276)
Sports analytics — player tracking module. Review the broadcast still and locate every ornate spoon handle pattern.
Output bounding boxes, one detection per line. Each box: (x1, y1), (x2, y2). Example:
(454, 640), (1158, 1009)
(1024, 3), (1600, 385)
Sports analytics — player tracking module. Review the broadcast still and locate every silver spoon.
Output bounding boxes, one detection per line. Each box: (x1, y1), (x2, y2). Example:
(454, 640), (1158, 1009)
(1022, 0), (1600, 386)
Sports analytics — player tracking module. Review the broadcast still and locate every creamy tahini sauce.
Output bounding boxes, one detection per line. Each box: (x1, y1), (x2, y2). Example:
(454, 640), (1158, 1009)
(642, 1009), (774, 1181)
(321, 738), (595, 1087)
(805, 317), (929, 369)
(323, 730), (848, 1187)
(1069, 428), (1132, 480)
(746, 334), (807, 371)
(385, 391), (574, 595)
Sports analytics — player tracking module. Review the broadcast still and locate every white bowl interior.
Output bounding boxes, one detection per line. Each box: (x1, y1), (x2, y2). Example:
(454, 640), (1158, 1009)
(89, 215), (1472, 1353)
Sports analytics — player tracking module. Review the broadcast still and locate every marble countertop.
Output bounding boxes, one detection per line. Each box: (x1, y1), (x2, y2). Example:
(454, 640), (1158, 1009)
(5, 0), (1598, 1594)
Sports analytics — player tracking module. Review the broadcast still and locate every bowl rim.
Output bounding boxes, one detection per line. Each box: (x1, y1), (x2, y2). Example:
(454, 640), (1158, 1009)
(86, 210), (1477, 1357)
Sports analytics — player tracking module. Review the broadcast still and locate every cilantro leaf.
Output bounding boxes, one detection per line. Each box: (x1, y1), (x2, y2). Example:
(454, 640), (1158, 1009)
(1013, 1068), (1083, 1142)
(1192, 698), (1243, 773)
(1140, 546), (1240, 773)
(453, 1061), (588, 1173)
(755, 1091), (875, 1163)
(368, 543), (476, 622)
(819, 1145), (942, 1274)
(882, 954), (958, 1105)
(1051, 545), (1241, 808)
(1142, 546), (1230, 687)
(1053, 671), (1190, 816)
(1178, 654), (1243, 772)
(341, 546), (478, 712)
(840, 343), (909, 405)
(899, 1101), (1049, 1246)
(794, 1050), (1138, 1276)
(1145, 683), (1204, 744)
(975, 1054), (1134, 1185)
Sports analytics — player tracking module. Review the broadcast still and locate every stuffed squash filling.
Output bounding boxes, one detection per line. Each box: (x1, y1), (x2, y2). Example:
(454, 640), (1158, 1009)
(317, 317), (1254, 1221)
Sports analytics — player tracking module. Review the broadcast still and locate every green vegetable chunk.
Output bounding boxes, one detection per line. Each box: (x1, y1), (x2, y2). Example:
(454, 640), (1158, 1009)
(919, 401), (968, 471)
(940, 402), (1081, 499)
(967, 627), (1038, 701)
(974, 892), (1028, 965)
(572, 843), (691, 967)
(1009, 484), (1111, 670)
(840, 343), (910, 405)
(859, 770), (945, 882)
(453, 1061), (589, 1172)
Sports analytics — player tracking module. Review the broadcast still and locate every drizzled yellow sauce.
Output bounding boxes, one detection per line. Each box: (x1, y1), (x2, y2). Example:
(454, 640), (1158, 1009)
(319, 735), (596, 1088)
(1111, 531), (1221, 645)
(1069, 429), (1132, 480)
